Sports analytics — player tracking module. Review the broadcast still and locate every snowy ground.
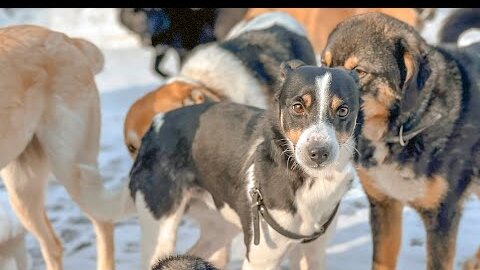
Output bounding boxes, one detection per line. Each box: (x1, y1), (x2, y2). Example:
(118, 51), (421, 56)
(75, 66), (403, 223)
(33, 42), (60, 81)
(0, 8), (479, 270)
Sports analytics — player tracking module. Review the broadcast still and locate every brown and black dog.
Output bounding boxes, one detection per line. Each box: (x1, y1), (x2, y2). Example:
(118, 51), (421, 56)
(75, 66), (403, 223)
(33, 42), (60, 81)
(323, 12), (480, 270)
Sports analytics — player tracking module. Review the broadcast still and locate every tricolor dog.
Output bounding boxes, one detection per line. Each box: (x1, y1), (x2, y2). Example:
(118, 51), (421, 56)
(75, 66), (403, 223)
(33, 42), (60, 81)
(129, 62), (360, 269)
(323, 12), (480, 270)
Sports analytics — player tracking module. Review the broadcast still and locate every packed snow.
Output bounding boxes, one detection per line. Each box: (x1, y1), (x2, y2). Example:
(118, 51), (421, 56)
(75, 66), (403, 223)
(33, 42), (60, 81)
(0, 8), (479, 270)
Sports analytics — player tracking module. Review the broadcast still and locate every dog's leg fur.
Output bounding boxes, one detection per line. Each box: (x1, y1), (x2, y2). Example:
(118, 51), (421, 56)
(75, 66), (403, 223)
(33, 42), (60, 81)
(358, 169), (403, 270)
(416, 200), (462, 270)
(136, 192), (191, 269)
(1, 137), (62, 270)
(289, 214), (339, 270)
(186, 200), (238, 269)
(369, 198), (403, 270)
(464, 187), (480, 269)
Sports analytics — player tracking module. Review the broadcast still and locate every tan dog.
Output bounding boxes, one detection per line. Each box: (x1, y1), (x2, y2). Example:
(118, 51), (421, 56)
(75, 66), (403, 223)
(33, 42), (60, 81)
(244, 8), (423, 54)
(0, 25), (133, 270)
(124, 80), (219, 158)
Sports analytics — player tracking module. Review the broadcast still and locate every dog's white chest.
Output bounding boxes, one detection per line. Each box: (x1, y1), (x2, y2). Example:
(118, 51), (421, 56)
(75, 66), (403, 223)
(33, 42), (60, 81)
(294, 163), (354, 234)
(368, 164), (427, 202)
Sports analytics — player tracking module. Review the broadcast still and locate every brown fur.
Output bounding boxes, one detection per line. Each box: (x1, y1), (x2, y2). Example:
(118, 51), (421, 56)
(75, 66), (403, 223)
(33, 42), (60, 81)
(123, 81), (217, 158)
(285, 129), (303, 145)
(411, 176), (448, 210)
(244, 8), (422, 54)
(331, 96), (343, 111)
(0, 25), (133, 270)
(324, 12), (480, 270)
(302, 94), (312, 109)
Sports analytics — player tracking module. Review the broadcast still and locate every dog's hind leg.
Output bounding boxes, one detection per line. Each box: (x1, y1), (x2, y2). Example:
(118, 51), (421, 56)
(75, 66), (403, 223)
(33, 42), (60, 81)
(136, 192), (191, 269)
(1, 137), (63, 270)
(186, 200), (239, 269)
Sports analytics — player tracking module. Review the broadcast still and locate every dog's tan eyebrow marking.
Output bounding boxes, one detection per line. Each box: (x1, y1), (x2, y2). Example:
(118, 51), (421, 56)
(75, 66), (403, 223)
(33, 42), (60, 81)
(302, 94), (312, 108)
(344, 56), (358, 70)
(331, 95), (343, 111)
(323, 51), (332, 66)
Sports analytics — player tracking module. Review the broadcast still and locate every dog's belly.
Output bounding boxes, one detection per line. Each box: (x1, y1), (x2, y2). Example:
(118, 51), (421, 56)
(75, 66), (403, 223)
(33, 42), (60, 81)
(367, 164), (428, 203)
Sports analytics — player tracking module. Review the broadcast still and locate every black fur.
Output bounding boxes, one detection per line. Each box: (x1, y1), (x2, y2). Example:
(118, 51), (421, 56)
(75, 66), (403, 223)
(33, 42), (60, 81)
(439, 8), (480, 44)
(324, 12), (480, 269)
(152, 255), (218, 270)
(119, 8), (248, 76)
(129, 64), (359, 257)
(220, 25), (317, 91)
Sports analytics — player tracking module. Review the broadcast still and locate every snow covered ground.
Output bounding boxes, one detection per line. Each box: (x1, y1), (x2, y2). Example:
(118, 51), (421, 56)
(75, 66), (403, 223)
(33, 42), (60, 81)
(0, 8), (479, 270)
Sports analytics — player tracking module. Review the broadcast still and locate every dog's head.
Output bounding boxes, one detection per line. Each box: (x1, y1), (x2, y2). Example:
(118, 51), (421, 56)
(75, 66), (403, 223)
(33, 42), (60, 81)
(322, 12), (431, 142)
(274, 60), (359, 174)
(124, 80), (220, 158)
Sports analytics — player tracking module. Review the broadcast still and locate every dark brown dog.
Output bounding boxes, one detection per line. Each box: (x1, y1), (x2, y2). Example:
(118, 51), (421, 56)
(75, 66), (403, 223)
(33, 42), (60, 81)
(323, 12), (480, 270)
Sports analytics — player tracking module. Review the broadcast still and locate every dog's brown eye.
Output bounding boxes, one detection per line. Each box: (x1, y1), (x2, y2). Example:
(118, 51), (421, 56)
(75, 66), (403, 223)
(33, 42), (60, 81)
(354, 67), (367, 78)
(127, 144), (137, 153)
(337, 105), (350, 118)
(292, 103), (305, 114)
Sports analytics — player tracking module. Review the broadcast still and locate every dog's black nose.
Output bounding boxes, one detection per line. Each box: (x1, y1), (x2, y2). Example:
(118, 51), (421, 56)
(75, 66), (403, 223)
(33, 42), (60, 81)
(309, 146), (330, 166)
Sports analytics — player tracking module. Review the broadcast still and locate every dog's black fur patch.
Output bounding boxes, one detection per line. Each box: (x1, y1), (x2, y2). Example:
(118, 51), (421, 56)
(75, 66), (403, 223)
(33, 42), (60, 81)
(324, 12), (480, 269)
(152, 255), (218, 270)
(130, 64), (359, 256)
(220, 25), (316, 91)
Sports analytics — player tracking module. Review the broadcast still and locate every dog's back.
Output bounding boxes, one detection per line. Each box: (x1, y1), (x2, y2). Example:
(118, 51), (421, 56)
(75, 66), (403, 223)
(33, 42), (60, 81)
(180, 12), (316, 108)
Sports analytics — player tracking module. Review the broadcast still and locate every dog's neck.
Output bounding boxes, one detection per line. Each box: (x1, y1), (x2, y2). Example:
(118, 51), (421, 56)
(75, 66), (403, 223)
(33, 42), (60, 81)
(359, 45), (464, 163)
(251, 112), (353, 215)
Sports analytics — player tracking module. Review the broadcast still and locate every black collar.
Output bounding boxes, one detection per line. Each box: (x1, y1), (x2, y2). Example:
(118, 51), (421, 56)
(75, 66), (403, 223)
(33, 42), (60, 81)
(385, 112), (442, 146)
(249, 187), (340, 245)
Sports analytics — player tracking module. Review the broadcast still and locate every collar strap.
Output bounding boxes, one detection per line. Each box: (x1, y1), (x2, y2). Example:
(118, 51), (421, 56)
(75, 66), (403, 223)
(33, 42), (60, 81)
(385, 113), (442, 146)
(250, 187), (340, 245)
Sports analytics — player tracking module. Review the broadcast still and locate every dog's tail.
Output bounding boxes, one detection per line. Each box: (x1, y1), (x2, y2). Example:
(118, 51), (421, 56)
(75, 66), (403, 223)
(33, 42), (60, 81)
(152, 255), (218, 270)
(439, 8), (480, 44)
(71, 38), (105, 74)
(77, 164), (137, 221)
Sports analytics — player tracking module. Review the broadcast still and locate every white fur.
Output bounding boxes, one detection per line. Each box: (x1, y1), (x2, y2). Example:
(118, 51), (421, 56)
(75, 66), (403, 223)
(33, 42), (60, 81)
(181, 44), (268, 109)
(367, 163), (429, 203)
(242, 135), (355, 269)
(0, 203), (28, 270)
(295, 123), (339, 172)
(226, 11), (307, 40)
(152, 113), (165, 133)
(316, 73), (332, 121)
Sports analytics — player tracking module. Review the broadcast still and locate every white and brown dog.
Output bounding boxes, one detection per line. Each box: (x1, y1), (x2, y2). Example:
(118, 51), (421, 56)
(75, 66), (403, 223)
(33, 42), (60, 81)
(0, 25), (133, 270)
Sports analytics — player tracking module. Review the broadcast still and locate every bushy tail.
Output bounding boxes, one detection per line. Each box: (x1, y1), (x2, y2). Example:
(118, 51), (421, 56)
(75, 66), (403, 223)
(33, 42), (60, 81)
(439, 8), (480, 44)
(71, 38), (105, 74)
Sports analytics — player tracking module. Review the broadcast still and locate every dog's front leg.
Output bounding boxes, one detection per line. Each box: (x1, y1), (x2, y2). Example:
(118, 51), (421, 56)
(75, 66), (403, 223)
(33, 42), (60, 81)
(368, 198), (403, 270)
(289, 213), (339, 270)
(415, 199), (463, 270)
(358, 168), (404, 270)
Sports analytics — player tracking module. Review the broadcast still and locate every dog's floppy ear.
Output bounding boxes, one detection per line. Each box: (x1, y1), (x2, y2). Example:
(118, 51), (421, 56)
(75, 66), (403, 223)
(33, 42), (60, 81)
(397, 38), (430, 113)
(280, 59), (306, 81)
(276, 60), (306, 102)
